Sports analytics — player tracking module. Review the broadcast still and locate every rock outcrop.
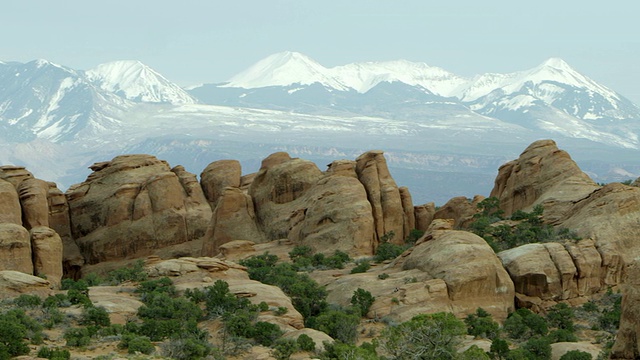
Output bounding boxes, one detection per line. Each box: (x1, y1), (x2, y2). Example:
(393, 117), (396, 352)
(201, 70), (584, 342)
(30, 226), (63, 288)
(0, 223), (33, 274)
(66, 155), (212, 264)
(200, 160), (242, 208)
(611, 260), (640, 359)
(490, 139), (598, 219)
(433, 195), (483, 229)
(414, 202), (435, 231)
(0, 179), (21, 224)
(356, 150), (406, 244)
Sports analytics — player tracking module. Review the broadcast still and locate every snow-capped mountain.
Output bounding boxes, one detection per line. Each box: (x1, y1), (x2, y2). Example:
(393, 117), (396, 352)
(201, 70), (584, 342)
(2, 53), (640, 204)
(86, 60), (198, 104)
(0, 59), (128, 142)
(191, 51), (640, 149)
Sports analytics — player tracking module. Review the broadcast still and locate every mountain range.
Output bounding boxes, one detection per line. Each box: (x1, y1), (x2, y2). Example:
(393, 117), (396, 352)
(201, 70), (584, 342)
(1, 52), (639, 204)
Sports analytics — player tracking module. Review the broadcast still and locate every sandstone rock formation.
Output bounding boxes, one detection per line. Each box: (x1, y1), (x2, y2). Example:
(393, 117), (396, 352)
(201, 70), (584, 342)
(17, 178), (50, 229)
(0, 270), (52, 299)
(414, 202), (435, 231)
(611, 260), (640, 359)
(0, 223), (33, 274)
(490, 139), (598, 219)
(47, 183), (84, 278)
(433, 195), (483, 229)
(66, 155), (212, 264)
(30, 226), (63, 288)
(356, 150), (406, 244)
(0, 179), (21, 224)
(200, 160), (242, 208)
(201, 187), (264, 256)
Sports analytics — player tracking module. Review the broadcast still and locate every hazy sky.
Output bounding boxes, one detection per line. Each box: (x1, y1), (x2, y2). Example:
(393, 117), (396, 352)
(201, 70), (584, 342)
(2, 1), (639, 103)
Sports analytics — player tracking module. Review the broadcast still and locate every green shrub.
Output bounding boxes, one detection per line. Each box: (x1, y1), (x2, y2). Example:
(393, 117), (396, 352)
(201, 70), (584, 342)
(128, 336), (155, 354)
(275, 306), (288, 316)
(374, 242), (406, 263)
(296, 334), (315, 352)
(66, 289), (92, 307)
(253, 321), (283, 346)
(490, 338), (510, 359)
(310, 308), (360, 344)
(459, 345), (490, 360)
(108, 260), (148, 284)
(61, 278), (89, 292)
(64, 327), (91, 347)
(465, 308), (500, 339)
(136, 276), (176, 297)
(160, 337), (213, 360)
(43, 294), (71, 308)
(546, 303), (575, 332)
(351, 288), (375, 317)
(37, 347), (71, 360)
(272, 339), (298, 360)
(13, 294), (42, 308)
(522, 337), (552, 360)
(0, 318), (29, 358)
(405, 229), (425, 244)
(378, 273), (390, 280)
(80, 306), (111, 327)
(599, 292), (622, 331)
(380, 312), (466, 360)
(549, 329), (578, 343)
(559, 350), (592, 360)
(350, 260), (370, 274)
(42, 308), (65, 329)
(582, 301), (598, 312)
(321, 341), (379, 360)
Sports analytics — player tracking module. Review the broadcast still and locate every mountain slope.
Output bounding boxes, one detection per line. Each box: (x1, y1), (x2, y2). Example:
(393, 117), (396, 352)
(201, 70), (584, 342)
(86, 60), (198, 104)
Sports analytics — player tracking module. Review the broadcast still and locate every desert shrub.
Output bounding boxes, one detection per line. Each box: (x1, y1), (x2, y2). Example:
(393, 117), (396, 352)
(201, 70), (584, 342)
(559, 349), (592, 360)
(42, 307), (66, 329)
(296, 334), (316, 352)
(310, 308), (360, 344)
(546, 302), (575, 332)
(272, 339), (298, 360)
(405, 228), (425, 244)
(351, 288), (375, 317)
(240, 254), (328, 320)
(37, 347), (71, 360)
(64, 327), (91, 347)
(378, 273), (390, 280)
(320, 341), (379, 360)
(253, 321), (283, 346)
(490, 338), (510, 359)
(118, 333), (155, 354)
(136, 276), (177, 297)
(13, 294), (42, 308)
(2, 309), (43, 345)
(549, 329), (578, 343)
(160, 337), (213, 360)
(350, 260), (370, 274)
(107, 259), (148, 284)
(0, 318), (29, 358)
(43, 294), (71, 308)
(275, 306), (288, 315)
(380, 312), (466, 360)
(460, 344), (491, 359)
(138, 292), (202, 322)
(522, 336), (552, 360)
(598, 291), (622, 331)
(61, 278), (89, 292)
(374, 241), (406, 263)
(66, 289), (92, 307)
(80, 306), (111, 327)
(289, 245), (350, 270)
(582, 301), (598, 312)
(504, 308), (548, 340)
(465, 307), (500, 339)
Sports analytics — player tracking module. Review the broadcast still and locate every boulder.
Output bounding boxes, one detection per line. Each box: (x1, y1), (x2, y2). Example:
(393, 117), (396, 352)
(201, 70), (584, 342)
(490, 139), (598, 218)
(611, 260), (640, 359)
(66, 154), (212, 263)
(433, 196), (482, 229)
(0, 179), (21, 224)
(30, 226), (63, 288)
(399, 187), (415, 237)
(0, 165), (33, 188)
(0, 270), (52, 299)
(414, 202), (435, 231)
(281, 328), (334, 351)
(401, 229), (515, 320)
(17, 178), (50, 229)
(47, 183), (84, 278)
(356, 150), (405, 244)
(0, 223), (32, 274)
(201, 187), (264, 256)
(200, 160), (241, 207)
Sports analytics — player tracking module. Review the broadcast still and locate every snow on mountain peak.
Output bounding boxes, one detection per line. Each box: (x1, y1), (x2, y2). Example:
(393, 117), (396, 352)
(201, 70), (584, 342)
(86, 60), (197, 104)
(224, 51), (349, 90)
(540, 57), (572, 70)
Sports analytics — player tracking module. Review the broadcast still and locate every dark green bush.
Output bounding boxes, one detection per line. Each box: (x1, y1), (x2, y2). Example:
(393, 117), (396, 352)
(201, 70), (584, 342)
(548, 329), (578, 343)
(296, 334), (316, 352)
(80, 306), (111, 327)
(64, 327), (91, 347)
(37, 347), (71, 360)
(272, 339), (298, 360)
(559, 350), (592, 360)
(13, 294), (42, 308)
(252, 321), (283, 346)
(320, 341), (379, 360)
(489, 338), (510, 359)
(351, 288), (375, 317)
(66, 289), (92, 307)
(108, 259), (148, 284)
(119, 333), (155, 354)
(0, 318), (29, 358)
(160, 336), (213, 360)
(546, 303), (575, 332)
(310, 309), (360, 344)
(522, 337), (552, 360)
(350, 260), (370, 274)
(136, 276), (177, 297)
(43, 294), (71, 308)
(61, 278), (89, 292)
(465, 307), (500, 339)
(374, 242), (406, 263)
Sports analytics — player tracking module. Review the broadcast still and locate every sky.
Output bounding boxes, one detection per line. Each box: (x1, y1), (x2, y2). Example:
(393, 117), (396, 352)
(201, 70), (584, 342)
(1, 1), (639, 103)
